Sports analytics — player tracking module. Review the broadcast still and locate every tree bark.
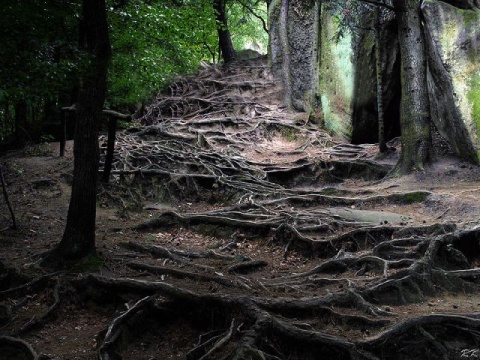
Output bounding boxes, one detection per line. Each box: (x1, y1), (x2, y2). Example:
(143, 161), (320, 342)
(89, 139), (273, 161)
(213, 0), (235, 63)
(375, 8), (387, 153)
(392, 0), (432, 174)
(0, 163), (16, 230)
(14, 100), (28, 146)
(279, 0), (292, 108)
(41, 0), (111, 266)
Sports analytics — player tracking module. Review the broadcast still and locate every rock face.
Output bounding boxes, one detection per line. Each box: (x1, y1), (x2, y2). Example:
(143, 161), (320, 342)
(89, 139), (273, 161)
(269, 0), (480, 162)
(269, 2), (353, 136)
(423, 1), (480, 163)
(268, 0), (319, 111)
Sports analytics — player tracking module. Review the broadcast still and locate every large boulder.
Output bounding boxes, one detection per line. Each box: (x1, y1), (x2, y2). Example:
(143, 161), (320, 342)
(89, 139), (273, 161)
(423, 1), (480, 163)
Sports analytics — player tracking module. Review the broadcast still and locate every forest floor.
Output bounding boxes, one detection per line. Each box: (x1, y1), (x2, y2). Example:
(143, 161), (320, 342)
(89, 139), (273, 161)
(2, 56), (480, 359)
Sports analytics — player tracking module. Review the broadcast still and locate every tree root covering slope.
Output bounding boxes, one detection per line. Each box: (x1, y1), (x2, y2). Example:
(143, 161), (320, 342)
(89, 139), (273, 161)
(2, 56), (480, 359)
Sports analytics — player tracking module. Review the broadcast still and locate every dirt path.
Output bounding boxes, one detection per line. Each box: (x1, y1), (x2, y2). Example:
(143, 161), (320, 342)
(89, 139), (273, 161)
(2, 56), (480, 359)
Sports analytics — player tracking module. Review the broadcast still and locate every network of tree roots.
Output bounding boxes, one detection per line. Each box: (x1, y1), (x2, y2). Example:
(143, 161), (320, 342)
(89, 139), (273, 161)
(2, 56), (480, 360)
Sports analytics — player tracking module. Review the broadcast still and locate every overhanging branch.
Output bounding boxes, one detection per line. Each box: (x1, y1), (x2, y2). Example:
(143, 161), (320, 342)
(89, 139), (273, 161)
(237, 0), (269, 33)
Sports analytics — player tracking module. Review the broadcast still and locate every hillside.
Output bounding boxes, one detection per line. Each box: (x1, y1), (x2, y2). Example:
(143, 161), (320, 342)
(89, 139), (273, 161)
(2, 56), (480, 359)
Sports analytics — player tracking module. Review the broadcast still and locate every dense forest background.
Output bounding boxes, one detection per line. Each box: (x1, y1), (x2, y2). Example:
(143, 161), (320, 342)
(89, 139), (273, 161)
(0, 0), (268, 146)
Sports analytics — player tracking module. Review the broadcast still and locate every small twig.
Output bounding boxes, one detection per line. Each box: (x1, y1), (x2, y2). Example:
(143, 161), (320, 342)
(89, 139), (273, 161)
(198, 318), (235, 360)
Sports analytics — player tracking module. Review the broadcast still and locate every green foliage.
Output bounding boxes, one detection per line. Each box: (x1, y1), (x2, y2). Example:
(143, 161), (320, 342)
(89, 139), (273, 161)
(108, 0), (218, 107)
(0, 1), (81, 103)
(227, 1), (268, 53)
(468, 73), (480, 138)
(0, 0), (270, 143)
(0, 0), (82, 143)
(107, 0), (269, 107)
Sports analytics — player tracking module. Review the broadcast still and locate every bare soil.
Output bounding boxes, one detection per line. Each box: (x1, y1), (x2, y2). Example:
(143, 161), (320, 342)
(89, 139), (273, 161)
(2, 56), (480, 360)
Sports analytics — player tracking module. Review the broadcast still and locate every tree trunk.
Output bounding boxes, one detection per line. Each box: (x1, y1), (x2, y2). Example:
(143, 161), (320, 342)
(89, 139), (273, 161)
(41, 0), (111, 266)
(14, 100), (28, 146)
(375, 8), (387, 153)
(0, 163), (16, 230)
(59, 109), (67, 157)
(3, 100), (10, 141)
(213, 0), (235, 63)
(279, 0), (292, 108)
(392, 0), (432, 174)
(44, 99), (56, 124)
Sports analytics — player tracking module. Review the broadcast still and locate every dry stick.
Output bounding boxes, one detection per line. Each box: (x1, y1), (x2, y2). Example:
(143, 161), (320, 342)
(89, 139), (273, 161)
(198, 318), (235, 360)
(0, 163), (16, 229)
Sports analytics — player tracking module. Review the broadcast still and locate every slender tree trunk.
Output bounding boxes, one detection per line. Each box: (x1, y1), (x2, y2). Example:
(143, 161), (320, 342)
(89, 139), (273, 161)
(392, 0), (432, 174)
(3, 100), (10, 140)
(14, 100), (28, 146)
(41, 0), (111, 266)
(44, 99), (56, 124)
(213, 0), (235, 63)
(279, 0), (292, 108)
(375, 8), (387, 153)
(0, 163), (16, 230)
(59, 109), (67, 157)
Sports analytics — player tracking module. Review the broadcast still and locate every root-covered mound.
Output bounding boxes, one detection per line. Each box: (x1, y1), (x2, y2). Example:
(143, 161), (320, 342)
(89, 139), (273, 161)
(2, 56), (480, 359)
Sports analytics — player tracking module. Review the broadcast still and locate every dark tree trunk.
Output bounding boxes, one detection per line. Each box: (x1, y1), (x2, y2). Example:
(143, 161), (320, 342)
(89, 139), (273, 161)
(14, 100), (28, 146)
(213, 0), (235, 63)
(392, 0), (432, 174)
(44, 99), (56, 123)
(0, 163), (16, 230)
(3, 100), (10, 140)
(41, 0), (111, 266)
(59, 109), (67, 157)
(375, 8), (387, 153)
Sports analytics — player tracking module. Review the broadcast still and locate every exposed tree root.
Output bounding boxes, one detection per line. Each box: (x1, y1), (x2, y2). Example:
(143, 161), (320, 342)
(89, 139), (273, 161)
(5, 54), (480, 359)
(14, 278), (62, 335)
(69, 269), (480, 359)
(0, 335), (42, 360)
(127, 262), (245, 289)
(98, 295), (155, 360)
(0, 273), (56, 301)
